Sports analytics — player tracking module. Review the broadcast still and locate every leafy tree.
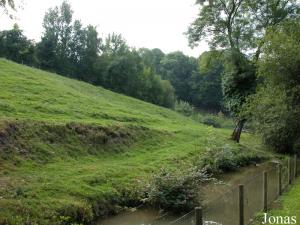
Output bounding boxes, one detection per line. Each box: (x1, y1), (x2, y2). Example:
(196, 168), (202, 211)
(244, 19), (300, 153)
(102, 33), (129, 56)
(138, 48), (165, 74)
(69, 20), (87, 77)
(0, 24), (36, 65)
(104, 51), (175, 108)
(37, 1), (74, 75)
(160, 52), (198, 103)
(191, 51), (224, 112)
(160, 80), (175, 108)
(79, 25), (101, 82)
(187, 0), (300, 142)
(0, 0), (15, 18)
(105, 51), (143, 96)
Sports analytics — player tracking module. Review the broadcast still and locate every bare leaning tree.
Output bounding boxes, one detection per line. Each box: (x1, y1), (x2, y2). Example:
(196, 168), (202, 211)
(187, 0), (300, 143)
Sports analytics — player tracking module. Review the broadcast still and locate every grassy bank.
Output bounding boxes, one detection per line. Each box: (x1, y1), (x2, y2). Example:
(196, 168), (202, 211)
(0, 59), (269, 224)
(253, 178), (300, 225)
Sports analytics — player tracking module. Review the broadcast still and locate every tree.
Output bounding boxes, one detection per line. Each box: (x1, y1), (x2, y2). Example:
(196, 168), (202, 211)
(187, 0), (300, 142)
(78, 25), (101, 82)
(138, 48), (165, 74)
(37, 1), (74, 75)
(160, 52), (198, 103)
(0, 24), (36, 65)
(191, 51), (224, 112)
(244, 19), (300, 153)
(0, 0), (15, 18)
(105, 51), (143, 96)
(102, 33), (129, 56)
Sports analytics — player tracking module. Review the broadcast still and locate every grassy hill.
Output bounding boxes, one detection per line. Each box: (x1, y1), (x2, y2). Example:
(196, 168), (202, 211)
(0, 59), (267, 224)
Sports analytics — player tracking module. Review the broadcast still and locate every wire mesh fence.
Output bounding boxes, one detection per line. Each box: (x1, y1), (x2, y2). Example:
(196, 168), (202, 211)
(281, 158), (290, 191)
(166, 210), (195, 225)
(203, 185), (239, 225)
(158, 156), (298, 225)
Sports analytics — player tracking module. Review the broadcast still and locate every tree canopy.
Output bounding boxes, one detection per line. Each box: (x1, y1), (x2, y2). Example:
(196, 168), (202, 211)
(187, 0), (300, 142)
(244, 19), (300, 153)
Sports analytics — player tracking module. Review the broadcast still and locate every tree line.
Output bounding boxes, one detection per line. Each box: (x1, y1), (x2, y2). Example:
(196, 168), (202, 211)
(188, 0), (300, 153)
(0, 1), (225, 111)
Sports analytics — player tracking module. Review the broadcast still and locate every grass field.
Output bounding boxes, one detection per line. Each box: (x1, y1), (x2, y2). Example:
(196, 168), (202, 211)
(253, 178), (300, 225)
(0, 59), (269, 224)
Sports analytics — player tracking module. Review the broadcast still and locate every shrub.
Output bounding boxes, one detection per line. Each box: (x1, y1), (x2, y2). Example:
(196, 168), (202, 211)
(202, 117), (221, 128)
(146, 168), (211, 212)
(174, 100), (195, 117)
(199, 145), (267, 174)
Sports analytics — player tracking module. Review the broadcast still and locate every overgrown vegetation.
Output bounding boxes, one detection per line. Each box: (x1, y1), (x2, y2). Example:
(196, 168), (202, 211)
(243, 19), (300, 154)
(145, 140), (268, 213)
(198, 145), (268, 174)
(146, 168), (211, 212)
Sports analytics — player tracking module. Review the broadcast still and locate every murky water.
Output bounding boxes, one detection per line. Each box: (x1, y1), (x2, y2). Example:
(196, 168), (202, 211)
(97, 161), (287, 225)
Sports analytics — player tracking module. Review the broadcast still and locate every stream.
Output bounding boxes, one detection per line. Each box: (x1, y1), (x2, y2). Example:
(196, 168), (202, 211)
(97, 161), (284, 225)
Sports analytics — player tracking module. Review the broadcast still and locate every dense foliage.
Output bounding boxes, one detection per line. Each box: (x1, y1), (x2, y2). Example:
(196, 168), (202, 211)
(146, 168), (211, 212)
(199, 145), (267, 174)
(0, 24), (35, 65)
(187, 0), (300, 142)
(244, 20), (300, 154)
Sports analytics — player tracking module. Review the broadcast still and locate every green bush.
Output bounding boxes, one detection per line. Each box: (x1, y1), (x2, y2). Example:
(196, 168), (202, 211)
(146, 168), (211, 212)
(202, 117), (221, 128)
(199, 145), (267, 174)
(174, 100), (195, 117)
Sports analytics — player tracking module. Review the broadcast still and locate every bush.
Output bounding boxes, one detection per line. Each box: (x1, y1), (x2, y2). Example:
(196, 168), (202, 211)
(199, 145), (267, 174)
(146, 168), (211, 212)
(202, 117), (221, 128)
(174, 100), (195, 117)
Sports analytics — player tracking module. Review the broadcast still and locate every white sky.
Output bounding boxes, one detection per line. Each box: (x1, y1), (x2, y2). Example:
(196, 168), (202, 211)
(0, 0), (209, 57)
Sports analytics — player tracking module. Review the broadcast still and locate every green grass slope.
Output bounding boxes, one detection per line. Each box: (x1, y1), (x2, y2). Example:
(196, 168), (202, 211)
(0, 59), (266, 224)
(253, 178), (300, 225)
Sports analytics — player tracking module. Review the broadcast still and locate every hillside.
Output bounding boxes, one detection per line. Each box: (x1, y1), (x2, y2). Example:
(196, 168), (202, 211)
(0, 59), (267, 224)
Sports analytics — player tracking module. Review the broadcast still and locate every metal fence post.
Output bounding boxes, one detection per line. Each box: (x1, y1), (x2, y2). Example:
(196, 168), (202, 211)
(195, 207), (203, 225)
(263, 171), (268, 212)
(239, 184), (244, 225)
(278, 164), (282, 196)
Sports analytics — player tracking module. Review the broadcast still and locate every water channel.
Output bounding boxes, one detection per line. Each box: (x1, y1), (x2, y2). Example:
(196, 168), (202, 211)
(98, 160), (289, 225)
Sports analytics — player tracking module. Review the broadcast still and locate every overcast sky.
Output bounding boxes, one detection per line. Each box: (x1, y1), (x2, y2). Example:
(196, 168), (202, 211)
(0, 0), (209, 57)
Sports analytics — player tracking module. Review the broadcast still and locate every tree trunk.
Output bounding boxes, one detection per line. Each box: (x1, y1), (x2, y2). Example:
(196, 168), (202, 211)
(231, 119), (246, 143)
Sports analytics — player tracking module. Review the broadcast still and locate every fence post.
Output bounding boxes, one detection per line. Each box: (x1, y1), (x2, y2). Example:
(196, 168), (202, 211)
(278, 164), (282, 196)
(195, 207), (203, 225)
(288, 157), (292, 185)
(294, 154), (297, 178)
(239, 184), (244, 225)
(263, 171), (268, 212)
